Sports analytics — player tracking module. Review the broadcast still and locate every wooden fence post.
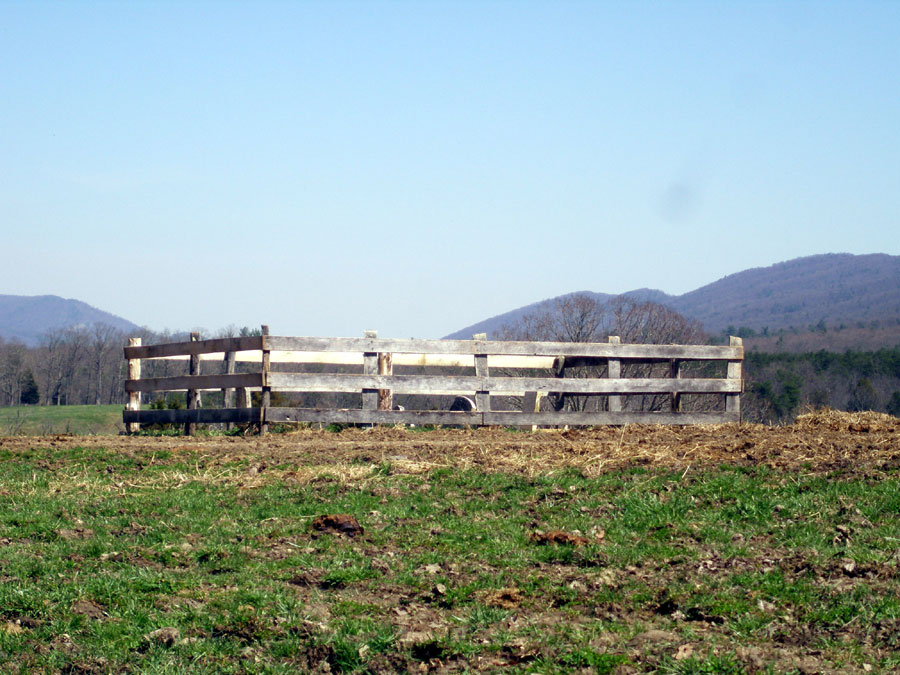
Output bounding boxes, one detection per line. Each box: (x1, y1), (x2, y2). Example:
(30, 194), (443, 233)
(473, 333), (489, 422)
(726, 336), (743, 422)
(223, 349), (236, 430)
(260, 325), (271, 435)
(607, 336), (622, 413)
(362, 330), (378, 419)
(670, 359), (683, 412)
(126, 337), (141, 433)
(185, 332), (200, 436)
(378, 351), (393, 411)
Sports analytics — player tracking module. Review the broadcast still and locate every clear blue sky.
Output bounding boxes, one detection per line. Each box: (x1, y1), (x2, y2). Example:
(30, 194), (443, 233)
(3, 1), (898, 338)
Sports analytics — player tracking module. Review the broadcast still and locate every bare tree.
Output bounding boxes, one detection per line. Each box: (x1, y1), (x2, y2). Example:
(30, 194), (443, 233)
(498, 293), (709, 413)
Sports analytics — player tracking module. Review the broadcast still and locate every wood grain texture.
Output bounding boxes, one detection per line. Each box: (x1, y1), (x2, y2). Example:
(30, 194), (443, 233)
(607, 336), (622, 413)
(265, 372), (740, 394)
(124, 408), (264, 424)
(125, 336), (263, 359)
(125, 373), (263, 393)
(726, 336), (743, 418)
(265, 335), (742, 360)
(126, 337), (141, 433)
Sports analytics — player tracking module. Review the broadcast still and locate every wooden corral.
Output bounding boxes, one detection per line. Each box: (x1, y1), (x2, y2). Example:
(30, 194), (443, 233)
(123, 328), (743, 434)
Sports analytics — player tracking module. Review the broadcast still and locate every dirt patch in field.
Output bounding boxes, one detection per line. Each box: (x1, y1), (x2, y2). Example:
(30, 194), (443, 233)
(1, 410), (897, 488)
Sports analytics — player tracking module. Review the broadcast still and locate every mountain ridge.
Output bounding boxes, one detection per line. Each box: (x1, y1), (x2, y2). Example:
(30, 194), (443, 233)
(445, 253), (900, 340)
(0, 295), (140, 345)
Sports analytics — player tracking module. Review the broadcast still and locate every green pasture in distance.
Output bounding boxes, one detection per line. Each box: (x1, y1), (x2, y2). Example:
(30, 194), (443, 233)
(0, 404), (124, 436)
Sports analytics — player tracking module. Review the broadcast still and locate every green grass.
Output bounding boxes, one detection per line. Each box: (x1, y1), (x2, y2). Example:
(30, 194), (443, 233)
(0, 404), (124, 435)
(0, 444), (897, 672)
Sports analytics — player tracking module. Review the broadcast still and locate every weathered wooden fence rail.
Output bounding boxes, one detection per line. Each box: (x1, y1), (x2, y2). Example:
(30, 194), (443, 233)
(123, 328), (743, 434)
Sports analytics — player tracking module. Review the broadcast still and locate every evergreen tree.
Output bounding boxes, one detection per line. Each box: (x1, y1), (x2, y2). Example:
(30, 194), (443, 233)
(19, 369), (39, 405)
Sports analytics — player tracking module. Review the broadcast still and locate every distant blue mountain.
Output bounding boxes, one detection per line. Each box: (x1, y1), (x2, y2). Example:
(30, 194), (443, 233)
(0, 295), (140, 345)
(445, 253), (900, 339)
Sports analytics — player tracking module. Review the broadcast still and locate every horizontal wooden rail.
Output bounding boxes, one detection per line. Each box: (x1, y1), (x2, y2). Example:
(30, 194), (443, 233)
(266, 373), (741, 395)
(267, 408), (739, 426)
(265, 336), (742, 360)
(124, 373), (263, 393)
(124, 336), (263, 360)
(123, 407), (264, 425)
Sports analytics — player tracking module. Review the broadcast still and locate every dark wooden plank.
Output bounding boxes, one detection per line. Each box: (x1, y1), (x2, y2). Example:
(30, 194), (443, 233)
(484, 411), (740, 426)
(124, 408), (264, 425)
(223, 350), (236, 430)
(124, 335), (264, 360)
(265, 336), (743, 360)
(261, 408), (738, 427)
(125, 373), (264, 393)
(186, 332), (201, 436)
(265, 408), (483, 426)
(261, 325), (271, 436)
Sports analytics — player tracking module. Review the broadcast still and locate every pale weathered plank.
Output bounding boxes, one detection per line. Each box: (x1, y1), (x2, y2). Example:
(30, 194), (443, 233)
(126, 337), (141, 433)
(265, 336), (743, 360)
(362, 330), (379, 412)
(607, 336), (622, 412)
(266, 372), (741, 394)
(726, 336), (743, 418)
(474, 344), (490, 412)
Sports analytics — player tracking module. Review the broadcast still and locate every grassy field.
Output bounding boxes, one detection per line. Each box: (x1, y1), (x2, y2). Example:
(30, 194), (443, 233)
(0, 405), (124, 436)
(0, 412), (899, 673)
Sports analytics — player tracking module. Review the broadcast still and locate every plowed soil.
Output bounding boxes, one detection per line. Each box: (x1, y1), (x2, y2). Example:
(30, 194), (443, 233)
(3, 409), (897, 486)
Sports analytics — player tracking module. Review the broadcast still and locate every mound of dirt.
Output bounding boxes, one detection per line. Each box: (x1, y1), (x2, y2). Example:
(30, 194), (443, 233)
(794, 408), (900, 433)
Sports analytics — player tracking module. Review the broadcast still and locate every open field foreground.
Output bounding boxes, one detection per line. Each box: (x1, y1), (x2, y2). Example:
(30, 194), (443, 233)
(1, 410), (899, 674)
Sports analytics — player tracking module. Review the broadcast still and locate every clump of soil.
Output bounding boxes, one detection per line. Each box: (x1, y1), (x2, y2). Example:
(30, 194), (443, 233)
(311, 514), (364, 538)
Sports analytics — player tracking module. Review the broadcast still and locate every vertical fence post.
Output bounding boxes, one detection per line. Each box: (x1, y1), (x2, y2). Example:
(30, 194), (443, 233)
(223, 349), (236, 430)
(377, 351), (393, 411)
(260, 325), (271, 435)
(185, 332), (200, 436)
(362, 330), (378, 422)
(607, 336), (622, 413)
(726, 336), (743, 422)
(670, 359), (682, 412)
(473, 333), (489, 425)
(126, 337), (141, 433)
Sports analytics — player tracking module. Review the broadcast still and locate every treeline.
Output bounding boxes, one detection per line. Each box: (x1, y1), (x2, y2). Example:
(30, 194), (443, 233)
(743, 348), (900, 423)
(0, 325), (258, 408)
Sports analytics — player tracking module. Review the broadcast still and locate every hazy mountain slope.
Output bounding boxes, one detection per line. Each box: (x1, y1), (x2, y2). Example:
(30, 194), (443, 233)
(0, 295), (140, 345)
(446, 289), (674, 340)
(446, 253), (900, 339)
(668, 253), (900, 333)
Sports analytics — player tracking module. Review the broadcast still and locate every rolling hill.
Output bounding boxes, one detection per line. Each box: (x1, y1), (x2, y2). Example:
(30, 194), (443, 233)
(446, 253), (900, 341)
(0, 295), (140, 345)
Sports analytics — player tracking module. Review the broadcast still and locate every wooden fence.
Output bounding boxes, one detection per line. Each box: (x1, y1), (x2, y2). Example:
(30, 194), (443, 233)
(123, 328), (743, 434)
